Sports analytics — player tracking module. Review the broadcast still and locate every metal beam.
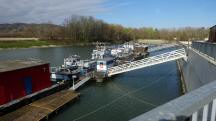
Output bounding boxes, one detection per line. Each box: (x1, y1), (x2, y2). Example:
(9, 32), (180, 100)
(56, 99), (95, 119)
(108, 48), (186, 77)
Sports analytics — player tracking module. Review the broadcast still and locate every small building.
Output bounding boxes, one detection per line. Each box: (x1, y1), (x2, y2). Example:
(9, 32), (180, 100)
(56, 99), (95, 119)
(0, 60), (52, 105)
(209, 25), (216, 42)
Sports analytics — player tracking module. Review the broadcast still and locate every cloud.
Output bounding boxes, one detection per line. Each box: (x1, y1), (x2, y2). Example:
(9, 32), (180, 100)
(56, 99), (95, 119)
(103, 0), (131, 11)
(0, 0), (108, 24)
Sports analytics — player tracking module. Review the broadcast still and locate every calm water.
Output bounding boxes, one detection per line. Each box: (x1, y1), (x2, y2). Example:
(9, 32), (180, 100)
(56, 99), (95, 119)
(0, 46), (181, 121)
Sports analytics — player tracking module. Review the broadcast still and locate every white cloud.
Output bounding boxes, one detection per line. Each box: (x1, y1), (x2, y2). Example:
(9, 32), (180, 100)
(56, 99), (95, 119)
(0, 0), (108, 24)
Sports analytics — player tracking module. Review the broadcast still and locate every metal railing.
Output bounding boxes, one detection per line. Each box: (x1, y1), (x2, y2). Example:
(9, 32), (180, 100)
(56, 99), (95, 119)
(192, 41), (216, 60)
(108, 48), (186, 77)
(70, 71), (95, 90)
(130, 80), (216, 121)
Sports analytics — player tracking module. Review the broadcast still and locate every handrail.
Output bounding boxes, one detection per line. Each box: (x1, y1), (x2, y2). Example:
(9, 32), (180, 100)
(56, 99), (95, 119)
(192, 41), (216, 60)
(130, 80), (216, 121)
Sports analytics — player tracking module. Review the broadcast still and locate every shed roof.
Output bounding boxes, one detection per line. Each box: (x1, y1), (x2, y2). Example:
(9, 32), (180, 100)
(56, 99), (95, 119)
(0, 59), (48, 73)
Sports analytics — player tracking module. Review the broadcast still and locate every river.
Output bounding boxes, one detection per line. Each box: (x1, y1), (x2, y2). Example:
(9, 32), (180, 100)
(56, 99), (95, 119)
(0, 46), (181, 121)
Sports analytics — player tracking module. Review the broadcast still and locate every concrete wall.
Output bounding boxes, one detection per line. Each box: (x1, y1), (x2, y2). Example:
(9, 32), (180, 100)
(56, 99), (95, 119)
(179, 49), (216, 92)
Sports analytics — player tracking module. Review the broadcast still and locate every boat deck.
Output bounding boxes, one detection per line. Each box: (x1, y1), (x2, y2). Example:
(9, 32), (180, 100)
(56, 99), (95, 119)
(0, 90), (80, 121)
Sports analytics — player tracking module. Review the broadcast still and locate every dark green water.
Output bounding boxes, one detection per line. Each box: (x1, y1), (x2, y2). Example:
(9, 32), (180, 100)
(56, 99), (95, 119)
(0, 46), (181, 121)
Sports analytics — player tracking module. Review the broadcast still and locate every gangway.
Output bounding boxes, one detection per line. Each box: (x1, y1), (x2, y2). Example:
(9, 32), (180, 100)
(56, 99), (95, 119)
(148, 43), (177, 52)
(107, 48), (186, 77)
(69, 71), (94, 90)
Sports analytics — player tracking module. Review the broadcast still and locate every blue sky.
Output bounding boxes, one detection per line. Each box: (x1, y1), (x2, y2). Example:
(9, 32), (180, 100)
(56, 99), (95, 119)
(0, 0), (216, 28)
(96, 0), (216, 28)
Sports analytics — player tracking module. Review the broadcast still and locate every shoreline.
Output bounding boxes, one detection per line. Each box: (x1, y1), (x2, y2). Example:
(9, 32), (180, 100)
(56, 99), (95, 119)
(0, 44), (72, 50)
(0, 42), (95, 51)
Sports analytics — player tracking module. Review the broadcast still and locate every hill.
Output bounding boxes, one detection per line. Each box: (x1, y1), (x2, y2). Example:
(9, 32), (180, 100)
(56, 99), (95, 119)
(0, 23), (62, 38)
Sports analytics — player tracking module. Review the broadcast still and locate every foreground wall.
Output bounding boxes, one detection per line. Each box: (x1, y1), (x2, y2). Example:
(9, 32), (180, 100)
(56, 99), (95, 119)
(179, 48), (216, 92)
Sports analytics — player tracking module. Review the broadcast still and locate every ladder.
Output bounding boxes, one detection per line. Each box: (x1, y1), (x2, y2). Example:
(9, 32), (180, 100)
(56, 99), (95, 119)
(107, 48), (186, 77)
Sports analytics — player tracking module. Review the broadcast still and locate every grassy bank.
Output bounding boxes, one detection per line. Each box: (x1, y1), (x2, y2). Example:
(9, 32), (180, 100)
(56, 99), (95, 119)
(0, 38), (124, 49)
(0, 40), (96, 49)
(0, 40), (55, 49)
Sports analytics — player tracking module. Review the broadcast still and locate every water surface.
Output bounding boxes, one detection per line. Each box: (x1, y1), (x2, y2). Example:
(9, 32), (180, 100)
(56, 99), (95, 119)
(0, 46), (181, 121)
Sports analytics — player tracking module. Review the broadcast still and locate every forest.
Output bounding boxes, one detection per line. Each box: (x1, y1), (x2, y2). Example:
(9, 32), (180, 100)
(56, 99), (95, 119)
(0, 15), (209, 44)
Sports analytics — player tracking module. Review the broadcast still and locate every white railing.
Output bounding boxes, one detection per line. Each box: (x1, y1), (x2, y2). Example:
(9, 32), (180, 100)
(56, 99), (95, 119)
(130, 80), (216, 121)
(70, 71), (95, 90)
(107, 48), (186, 76)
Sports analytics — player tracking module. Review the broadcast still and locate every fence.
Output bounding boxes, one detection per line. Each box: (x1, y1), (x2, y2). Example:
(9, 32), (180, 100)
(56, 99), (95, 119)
(192, 41), (216, 60)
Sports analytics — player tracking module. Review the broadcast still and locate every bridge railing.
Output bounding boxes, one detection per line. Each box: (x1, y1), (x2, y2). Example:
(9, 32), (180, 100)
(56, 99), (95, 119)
(130, 80), (216, 121)
(192, 41), (216, 60)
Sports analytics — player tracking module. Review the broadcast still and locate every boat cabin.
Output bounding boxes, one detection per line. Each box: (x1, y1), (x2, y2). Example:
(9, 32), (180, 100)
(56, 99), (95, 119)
(63, 55), (80, 68)
(96, 58), (115, 72)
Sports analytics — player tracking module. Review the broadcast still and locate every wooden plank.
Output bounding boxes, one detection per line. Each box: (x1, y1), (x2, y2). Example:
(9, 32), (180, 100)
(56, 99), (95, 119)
(0, 90), (79, 121)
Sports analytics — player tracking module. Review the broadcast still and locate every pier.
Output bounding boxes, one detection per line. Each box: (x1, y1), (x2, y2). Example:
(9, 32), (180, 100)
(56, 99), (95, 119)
(70, 71), (95, 90)
(51, 43), (186, 85)
(0, 90), (79, 121)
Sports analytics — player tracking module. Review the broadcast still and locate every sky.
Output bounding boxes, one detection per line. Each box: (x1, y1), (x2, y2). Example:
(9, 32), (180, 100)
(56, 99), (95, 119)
(0, 0), (216, 28)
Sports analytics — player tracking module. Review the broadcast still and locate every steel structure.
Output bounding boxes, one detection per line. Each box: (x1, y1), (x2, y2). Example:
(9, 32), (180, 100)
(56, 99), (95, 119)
(107, 48), (186, 77)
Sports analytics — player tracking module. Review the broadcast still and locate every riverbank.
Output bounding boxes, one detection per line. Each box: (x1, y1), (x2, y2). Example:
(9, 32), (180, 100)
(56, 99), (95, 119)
(137, 39), (169, 44)
(0, 40), (94, 50)
(0, 38), (39, 41)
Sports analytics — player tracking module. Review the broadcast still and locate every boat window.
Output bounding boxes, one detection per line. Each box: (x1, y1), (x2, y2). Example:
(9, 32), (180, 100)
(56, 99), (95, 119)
(99, 62), (104, 68)
(107, 60), (114, 65)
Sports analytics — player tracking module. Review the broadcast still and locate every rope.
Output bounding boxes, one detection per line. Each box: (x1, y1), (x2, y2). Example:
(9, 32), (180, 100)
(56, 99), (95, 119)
(73, 68), (177, 121)
(107, 78), (157, 107)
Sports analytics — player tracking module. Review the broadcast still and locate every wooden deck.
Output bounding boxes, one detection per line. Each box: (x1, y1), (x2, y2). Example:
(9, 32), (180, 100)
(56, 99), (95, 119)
(0, 90), (79, 121)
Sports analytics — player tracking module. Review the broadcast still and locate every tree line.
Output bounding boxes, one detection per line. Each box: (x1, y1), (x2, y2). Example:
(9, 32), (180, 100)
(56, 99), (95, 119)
(0, 15), (210, 43)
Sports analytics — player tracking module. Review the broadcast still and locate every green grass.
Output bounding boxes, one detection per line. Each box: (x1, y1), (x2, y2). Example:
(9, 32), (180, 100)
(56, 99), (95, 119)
(0, 39), (98, 49)
(0, 40), (53, 49)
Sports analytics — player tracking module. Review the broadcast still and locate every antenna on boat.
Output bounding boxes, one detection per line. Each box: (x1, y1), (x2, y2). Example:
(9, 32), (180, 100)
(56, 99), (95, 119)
(96, 41), (99, 50)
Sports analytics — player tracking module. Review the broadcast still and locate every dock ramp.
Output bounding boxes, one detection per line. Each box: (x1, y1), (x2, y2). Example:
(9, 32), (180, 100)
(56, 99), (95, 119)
(69, 71), (94, 90)
(108, 48), (186, 77)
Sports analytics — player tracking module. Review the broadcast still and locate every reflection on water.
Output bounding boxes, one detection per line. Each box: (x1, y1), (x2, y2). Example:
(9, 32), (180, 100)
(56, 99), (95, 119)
(0, 46), (93, 66)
